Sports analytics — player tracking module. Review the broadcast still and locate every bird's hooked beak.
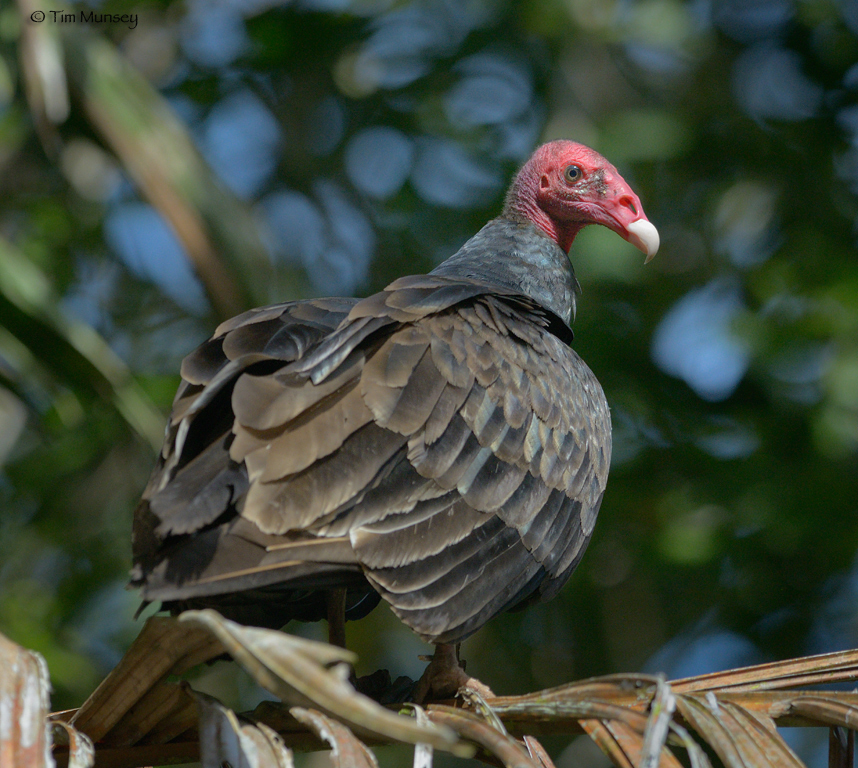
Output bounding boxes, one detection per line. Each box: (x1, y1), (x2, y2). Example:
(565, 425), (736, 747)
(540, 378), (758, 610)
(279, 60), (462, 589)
(626, 219), (660, 264)
(597, 182), (659, 263)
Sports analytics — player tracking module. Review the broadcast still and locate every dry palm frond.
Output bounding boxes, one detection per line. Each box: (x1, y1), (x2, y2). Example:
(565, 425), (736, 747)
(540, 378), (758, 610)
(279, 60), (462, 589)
(7, 615), (858, 768)
(195, 690), (296, 768)
(0, 630), (93, 768)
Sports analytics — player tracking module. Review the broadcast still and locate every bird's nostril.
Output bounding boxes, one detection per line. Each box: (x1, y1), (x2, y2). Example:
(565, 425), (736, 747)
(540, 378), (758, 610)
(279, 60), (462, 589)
(619, 196), (638, 216)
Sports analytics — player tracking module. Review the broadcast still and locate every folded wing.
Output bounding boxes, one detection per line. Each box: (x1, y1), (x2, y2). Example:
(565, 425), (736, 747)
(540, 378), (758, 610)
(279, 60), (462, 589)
(132, 277), (610, 643)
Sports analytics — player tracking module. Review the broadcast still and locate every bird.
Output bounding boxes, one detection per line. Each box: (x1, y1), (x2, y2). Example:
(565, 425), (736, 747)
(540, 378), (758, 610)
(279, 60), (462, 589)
(130, 140), (659, 698)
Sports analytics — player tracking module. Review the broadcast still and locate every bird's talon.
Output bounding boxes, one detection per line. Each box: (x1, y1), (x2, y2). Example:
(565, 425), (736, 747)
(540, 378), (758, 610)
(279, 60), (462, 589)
(412, 643), (495, 704)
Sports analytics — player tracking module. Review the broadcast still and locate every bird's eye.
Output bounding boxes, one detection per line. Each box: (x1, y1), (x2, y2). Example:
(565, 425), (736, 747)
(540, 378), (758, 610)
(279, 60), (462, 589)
(564, 165), (582, 183)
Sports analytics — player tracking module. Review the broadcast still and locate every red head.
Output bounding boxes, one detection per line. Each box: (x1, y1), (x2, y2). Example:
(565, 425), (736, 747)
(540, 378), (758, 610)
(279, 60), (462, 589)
(503, 140), (659, 261)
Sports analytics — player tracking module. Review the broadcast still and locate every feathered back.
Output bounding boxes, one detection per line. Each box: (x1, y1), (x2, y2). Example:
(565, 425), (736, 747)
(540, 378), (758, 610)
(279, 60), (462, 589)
(132, 234), (610, 643)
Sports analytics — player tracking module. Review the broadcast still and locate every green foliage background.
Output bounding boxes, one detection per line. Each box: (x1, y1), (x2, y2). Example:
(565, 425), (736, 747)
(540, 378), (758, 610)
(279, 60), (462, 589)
(1, 0), (857, 763)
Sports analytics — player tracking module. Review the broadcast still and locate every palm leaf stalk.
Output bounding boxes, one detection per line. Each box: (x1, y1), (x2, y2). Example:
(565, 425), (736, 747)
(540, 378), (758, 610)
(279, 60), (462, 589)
(3, 612), (854, 768)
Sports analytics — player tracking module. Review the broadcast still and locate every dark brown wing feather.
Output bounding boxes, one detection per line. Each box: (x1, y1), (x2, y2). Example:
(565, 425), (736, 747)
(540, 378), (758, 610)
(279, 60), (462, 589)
(132, 277), (610, 643)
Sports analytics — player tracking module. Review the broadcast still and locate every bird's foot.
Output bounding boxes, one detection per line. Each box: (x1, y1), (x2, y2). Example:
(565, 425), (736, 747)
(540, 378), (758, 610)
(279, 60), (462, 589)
(351, 668), (416, 704)
(412, 643), (495, 704)
(353, 668), (390, 698)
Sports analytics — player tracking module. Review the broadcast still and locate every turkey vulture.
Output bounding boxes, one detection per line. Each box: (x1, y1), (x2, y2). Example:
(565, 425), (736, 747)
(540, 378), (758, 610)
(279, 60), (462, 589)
(131, 140), (658, 695)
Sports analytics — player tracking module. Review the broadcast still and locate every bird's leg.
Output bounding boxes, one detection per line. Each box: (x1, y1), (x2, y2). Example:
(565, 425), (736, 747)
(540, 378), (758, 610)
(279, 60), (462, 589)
(326, 587), (364, 689)
(326, 587), (347, 648)
(326, 588), (397, 698)
(412, 642), (495, 703)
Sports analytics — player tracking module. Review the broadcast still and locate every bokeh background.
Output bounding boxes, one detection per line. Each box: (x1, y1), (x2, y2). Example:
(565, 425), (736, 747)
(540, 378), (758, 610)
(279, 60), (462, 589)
(1, 0), (858, 765)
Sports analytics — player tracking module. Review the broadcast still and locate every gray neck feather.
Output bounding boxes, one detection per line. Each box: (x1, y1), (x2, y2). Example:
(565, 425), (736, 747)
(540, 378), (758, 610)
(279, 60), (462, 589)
(430, 217), (580, 325)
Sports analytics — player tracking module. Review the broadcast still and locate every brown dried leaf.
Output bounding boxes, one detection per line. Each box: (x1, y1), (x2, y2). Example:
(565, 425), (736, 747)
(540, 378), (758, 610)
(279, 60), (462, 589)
(242, 721), (296, 768)
(675, 695), (747, 768)
(788, 697), (858, 730)
(501, 674), (660, 707)
(676, 694), (806, 768)
(428, 706), (538, 768)
(522, 735), (557, 768)
(672, 648), (858, 693)
(490, 690), (652, 733)
(664, 720), (713, 768)
(641, 678), (677, 768)
(0, 630), (53, 768)
(579, 719), (637, 768)
(179, 609), (465, 754)
(51, 721), (94, 768)
(459, 687), (509, 735)
(195, 690), (295, 768)
(70, 615), (223, 744)
(720, 701), (804, 768)
(610, 719), (683, 768)
(290, 707), (377, 768)
(100, 677), (194, 747)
